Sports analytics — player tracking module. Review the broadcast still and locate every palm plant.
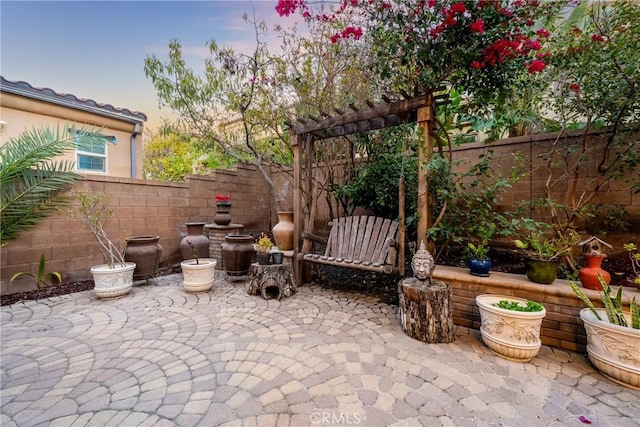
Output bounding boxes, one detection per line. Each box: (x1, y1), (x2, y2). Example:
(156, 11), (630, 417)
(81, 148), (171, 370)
(0, 125), (100, 246)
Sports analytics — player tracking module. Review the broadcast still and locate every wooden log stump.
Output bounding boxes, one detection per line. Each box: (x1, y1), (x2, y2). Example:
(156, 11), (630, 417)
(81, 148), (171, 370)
(398, 278), (455, 343)
(247, 263), (296, 300)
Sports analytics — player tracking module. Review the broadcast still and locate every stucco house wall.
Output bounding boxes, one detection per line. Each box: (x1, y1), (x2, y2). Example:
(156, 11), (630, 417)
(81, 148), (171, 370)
(0, 76), (146, 178)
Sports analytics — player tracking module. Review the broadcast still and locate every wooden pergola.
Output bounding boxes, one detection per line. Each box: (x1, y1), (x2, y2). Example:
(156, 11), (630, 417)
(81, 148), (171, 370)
(289, 92), (445, 283)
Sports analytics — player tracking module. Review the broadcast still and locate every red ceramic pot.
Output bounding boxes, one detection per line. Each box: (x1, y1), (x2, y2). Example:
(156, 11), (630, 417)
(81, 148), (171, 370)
(578, 254), (611, 291)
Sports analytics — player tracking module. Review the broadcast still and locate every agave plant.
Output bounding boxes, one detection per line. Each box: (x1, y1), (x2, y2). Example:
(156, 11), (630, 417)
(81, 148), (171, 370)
(0, 125), (103, 246)
(569, 276), (640, 329)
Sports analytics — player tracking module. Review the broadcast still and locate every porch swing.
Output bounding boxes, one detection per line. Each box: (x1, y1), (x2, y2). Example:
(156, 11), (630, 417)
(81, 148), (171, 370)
(290, 92), (444, 285)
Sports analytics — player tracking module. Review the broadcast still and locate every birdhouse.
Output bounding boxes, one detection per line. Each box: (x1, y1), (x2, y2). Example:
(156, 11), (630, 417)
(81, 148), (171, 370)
(577, 236), (612, 256)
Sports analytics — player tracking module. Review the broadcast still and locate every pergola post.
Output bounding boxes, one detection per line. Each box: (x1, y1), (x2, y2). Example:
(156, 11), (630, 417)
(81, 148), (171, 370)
(417, 92), (435, 252)
(292, 134), (303, 286)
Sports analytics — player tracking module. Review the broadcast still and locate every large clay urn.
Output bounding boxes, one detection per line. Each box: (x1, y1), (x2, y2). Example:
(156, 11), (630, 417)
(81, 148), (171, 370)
(221, 234), (255, 276)
(272, 211), (294, 251)
(180, 222), (210, 260)
(124, 235), (163, 281)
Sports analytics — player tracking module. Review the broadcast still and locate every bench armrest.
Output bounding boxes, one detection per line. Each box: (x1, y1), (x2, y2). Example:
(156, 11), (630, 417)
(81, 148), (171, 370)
(302, 231), (328, 246)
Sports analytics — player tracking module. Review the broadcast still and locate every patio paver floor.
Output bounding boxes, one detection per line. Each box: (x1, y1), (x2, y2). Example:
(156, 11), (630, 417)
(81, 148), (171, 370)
(1, 272), (639, 426)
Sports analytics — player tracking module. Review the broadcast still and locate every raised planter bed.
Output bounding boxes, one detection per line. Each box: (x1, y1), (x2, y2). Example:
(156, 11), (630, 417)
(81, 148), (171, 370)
(433, 266), (640, 353)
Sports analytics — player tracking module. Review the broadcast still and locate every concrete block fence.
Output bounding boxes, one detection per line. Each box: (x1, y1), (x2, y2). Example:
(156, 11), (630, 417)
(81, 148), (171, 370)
(1, 165), (273, 295)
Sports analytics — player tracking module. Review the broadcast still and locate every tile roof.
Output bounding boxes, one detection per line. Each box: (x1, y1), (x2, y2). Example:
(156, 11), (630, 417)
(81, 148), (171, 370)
(0, 76), (147, 124)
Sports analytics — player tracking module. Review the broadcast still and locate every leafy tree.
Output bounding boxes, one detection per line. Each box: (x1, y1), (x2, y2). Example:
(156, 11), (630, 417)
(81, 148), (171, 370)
(533, 0), (640, 231)
(0, 126), (91, 246)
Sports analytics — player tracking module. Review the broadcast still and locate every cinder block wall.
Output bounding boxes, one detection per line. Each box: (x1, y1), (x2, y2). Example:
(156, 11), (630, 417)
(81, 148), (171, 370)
(433, 266), (640, 353)
(1, 165), (272, 295)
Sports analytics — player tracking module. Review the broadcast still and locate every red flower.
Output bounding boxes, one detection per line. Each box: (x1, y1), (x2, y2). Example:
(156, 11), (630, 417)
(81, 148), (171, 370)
(536, 28), (551, 38)
(215, 195), (230, 203)
(341, 26), (363, 40)
(471, 60), (483, 69)
(470, 19), (485, 34)
(527, 59), (546, 73)
(330, 33), (340, 43)
(525, 19), (534, 27)
(450, 2), (466, 14)
(428, 0), (436, 7)
(591, 34), (605, 42)
(444, 14), (457, 27)
(568, 83), (580, 93)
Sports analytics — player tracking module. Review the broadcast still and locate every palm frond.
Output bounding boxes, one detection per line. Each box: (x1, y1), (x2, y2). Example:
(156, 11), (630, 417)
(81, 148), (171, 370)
(0, 125), (105, 245)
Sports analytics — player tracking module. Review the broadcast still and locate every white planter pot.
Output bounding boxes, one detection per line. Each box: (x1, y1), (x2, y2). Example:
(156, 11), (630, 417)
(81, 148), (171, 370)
(476, 294), (546, 362)
(580, 308), (640, 390)
(181, 258), (217, 293)
(90, 262), (136, 299)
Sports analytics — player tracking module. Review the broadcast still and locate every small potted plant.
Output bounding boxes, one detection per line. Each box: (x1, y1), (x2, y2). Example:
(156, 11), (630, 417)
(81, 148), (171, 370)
(513, 221), (579, 284)
(180, 240), (217, 293)
(255, 233), (273, 265)
(476, 294), (547, 362)
(467, 240), (492, 277)
(66, 191), (136, 299)
(569, 277), (639, 389)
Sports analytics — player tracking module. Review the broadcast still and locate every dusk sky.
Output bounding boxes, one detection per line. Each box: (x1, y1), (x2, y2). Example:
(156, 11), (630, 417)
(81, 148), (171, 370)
(1, 1), (294, 131)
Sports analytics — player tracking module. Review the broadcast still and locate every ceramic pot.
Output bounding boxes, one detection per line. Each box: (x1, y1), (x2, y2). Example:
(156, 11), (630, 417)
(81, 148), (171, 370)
(180, 222), (210, 260)
(271, 252), (284, 265)
(91, 262), (136, 299)
(272, 211), (294, 251)
(256, 253), (271, 265)
(214, 203), (232, 226)
(526, 259), (558, 284)
(181, 258), (216, 293)
(476, 294), (546, 362)
(468, 259), (492, 277)
(124, 235), (162, 281)
(221, 234), (255, 276)
(580, 308), (639, 390)
(579, 254), (611, 291)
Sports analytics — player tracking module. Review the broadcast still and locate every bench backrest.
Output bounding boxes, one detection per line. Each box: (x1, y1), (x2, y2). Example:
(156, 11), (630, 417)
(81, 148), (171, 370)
(324, 216), (399, 264)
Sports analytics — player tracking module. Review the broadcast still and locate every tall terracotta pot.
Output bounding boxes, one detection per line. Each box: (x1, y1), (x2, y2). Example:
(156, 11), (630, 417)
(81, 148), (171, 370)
(272, 211), (294, 251)
(124, 235), (163, 281)
(579, 254), (611, 291)
(221, 234), (255, 276)
(180, 222), (210, 260)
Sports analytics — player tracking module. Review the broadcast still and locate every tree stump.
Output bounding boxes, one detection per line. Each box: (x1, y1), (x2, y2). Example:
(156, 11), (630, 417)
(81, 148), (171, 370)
(398, 278), (455, 343)
(247, 263), (296, 300)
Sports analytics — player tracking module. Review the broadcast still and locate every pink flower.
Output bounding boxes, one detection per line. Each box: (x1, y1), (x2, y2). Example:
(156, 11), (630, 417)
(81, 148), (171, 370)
(470, 19), (484, 34)
(525, 19), (534, 27)
(536, 28), (551, 38)
(275, 0), (303, 17)
(527, 59), (546, 73)
(341, 26), (363, 40)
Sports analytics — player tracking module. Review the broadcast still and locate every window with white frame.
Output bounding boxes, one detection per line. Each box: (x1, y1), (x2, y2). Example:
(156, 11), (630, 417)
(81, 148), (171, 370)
(74, 131), (116, 172)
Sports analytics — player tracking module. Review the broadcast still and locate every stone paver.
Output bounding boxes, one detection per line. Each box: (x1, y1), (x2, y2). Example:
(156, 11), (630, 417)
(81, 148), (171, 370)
(2, 272), (639, 426)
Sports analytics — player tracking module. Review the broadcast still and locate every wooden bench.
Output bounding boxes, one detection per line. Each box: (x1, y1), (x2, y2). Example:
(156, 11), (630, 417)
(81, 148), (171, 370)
(298, 216), (400, 275)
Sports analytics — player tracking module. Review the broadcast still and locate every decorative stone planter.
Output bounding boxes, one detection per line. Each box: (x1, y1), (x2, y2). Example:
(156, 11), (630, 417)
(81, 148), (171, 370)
(124, 235), (162, 281)
(476, 294), (546, 362)
(91, 262), (136, 299)
(580, 308), (640, 390)
(180, 222), (210, 260)
(181, 258), (217, 293)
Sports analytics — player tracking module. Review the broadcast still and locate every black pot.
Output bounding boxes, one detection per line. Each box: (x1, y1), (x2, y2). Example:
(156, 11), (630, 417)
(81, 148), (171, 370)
(271, 252), (284, 265)
(256, 253), (271, 265)
(221, 234), (255, 276)
(468, 258), (492, 277)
